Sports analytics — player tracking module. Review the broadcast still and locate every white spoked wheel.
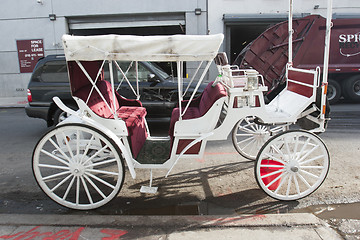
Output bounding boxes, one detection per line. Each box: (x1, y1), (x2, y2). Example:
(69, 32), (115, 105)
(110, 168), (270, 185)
(32, 123), (125, 210)
(255, 130), (330, 201)
(232, 116), (286, 160)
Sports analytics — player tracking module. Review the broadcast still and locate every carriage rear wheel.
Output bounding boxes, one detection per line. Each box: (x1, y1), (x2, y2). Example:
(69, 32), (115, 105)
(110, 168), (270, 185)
(232, 116), (286, 160)
(255, 130), (329, 201)
(32, 123), (125, 210)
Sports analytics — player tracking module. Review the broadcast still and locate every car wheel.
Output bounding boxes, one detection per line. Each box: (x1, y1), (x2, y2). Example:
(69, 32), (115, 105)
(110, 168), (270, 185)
(327, 79), (341, 104)
(53, 108), (69, 126)
(342, 75), (360, 102)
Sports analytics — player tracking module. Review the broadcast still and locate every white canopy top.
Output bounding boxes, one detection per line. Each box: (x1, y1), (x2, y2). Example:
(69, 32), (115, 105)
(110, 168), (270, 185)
(62, 34), (224, 62)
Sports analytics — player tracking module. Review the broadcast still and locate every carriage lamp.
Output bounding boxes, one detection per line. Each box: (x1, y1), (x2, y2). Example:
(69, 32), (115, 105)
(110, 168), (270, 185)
(246, 73), (259, 90)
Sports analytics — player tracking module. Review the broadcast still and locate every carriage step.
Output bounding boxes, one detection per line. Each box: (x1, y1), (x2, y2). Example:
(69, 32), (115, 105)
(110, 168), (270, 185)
(140, 186), (158, 194)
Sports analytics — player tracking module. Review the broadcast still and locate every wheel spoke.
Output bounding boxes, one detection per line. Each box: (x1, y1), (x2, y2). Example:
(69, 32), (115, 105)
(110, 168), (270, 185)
(299, 154), (324, 165)
(286, 174), (292, 197)
(269, 144), (286, 160)
(76, 176), (80, 206)
(293, 174), (301, 196)
(237, 135), (255, 145)
(76, 130), (80, 158)
(260, 168), (284, 179)
(296, 138), (311, 161)
(85, 172), (116, 189)
(62, 175), (76, 200)
(42, 170), (71, 181)
(239, 137), (256, 151)
(297, 172), (311, 188)
(82, 145), (109, 166)
(263, 153), (287, 165)
(298, 145), (320, 164)
(83, 174), (107, 199)
(87, 158), (118, 168)
(301, 166), (324, 169)
(236, 133), (254, 137)
(48, 138), (72, 163)
(265, 171), (284, 189)
(299, 169), (320, 179)
(62, 132), (75, 160)
(80, 176), (93, 204)
(86, 168), (118, 176)
(79, 135), (95, 163)
(50, 174), (72, 192)
(38, 164), (69, 170)
(40, 149), (69, 167)
(274, 173), (288, 194)
(284, 136), (292, 157)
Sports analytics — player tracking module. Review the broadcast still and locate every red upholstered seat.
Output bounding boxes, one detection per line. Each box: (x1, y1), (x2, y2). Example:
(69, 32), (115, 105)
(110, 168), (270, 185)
(117, 106), (147, 158)
(169, 81), (227, 137)
(74, 79), (147, 158)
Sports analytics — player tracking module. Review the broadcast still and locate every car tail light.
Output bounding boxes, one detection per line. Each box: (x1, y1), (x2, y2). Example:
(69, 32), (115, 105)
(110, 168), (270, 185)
(27, 89), (32, 102)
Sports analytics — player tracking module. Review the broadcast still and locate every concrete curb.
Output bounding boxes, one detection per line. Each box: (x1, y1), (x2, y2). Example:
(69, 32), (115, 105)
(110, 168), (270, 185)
(0, 213), (322, 228)
(0, 213), (342, 240)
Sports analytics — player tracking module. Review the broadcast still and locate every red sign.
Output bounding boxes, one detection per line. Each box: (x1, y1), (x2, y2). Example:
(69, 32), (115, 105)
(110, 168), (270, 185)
(16, 39), (44, 73)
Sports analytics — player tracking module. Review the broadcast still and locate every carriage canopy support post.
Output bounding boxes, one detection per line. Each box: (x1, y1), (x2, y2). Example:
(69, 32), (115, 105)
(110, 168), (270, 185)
(321, 0), (333, 119)
(288, 0), (293, 66)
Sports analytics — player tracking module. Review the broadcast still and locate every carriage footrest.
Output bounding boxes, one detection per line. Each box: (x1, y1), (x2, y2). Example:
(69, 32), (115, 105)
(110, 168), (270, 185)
(136, 137), (171, 164)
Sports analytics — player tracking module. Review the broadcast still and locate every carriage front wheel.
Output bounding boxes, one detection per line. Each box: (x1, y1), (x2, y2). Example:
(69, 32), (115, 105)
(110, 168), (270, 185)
(32, 123), (125, 210)
(232, 116), (286, 160)
(255, 130), (329, 201)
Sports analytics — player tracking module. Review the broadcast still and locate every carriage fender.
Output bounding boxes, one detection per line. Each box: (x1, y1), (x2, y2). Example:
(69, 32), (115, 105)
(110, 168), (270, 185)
(53, 96), (137, 179)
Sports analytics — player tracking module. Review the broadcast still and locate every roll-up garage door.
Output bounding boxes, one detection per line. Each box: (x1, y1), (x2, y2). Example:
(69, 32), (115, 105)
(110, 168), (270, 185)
(67, 12), (185, 35)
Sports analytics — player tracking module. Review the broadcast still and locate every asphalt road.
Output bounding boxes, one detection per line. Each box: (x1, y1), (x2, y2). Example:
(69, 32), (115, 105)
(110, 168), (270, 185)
(0, 104), (359, 218)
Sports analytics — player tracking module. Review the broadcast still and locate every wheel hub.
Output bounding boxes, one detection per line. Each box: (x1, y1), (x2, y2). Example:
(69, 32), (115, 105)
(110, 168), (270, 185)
(69, 155), (90, 177)
(290, 166), (299, 172)
(286, 160), (300, 173)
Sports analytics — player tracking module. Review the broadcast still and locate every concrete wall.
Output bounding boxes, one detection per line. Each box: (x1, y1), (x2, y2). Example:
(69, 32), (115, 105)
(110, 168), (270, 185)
(0, 0), (207, 98)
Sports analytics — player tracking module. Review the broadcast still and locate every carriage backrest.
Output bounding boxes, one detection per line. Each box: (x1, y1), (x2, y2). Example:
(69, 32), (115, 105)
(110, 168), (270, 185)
(73, 79), (120, 119)
(286, 68), (317, 98)
(68, 61), (104, 94)
(198, 82), (227, 116)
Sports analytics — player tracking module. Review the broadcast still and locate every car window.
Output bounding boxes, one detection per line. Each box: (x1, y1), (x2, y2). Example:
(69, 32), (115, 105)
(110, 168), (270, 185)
(116, 61), (151, 83)
(41, 61), (68, 83)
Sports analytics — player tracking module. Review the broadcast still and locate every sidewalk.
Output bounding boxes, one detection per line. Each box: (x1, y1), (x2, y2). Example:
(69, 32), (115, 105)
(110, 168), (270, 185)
(0, 97), (27, 108)
(0, 213), (342, 239)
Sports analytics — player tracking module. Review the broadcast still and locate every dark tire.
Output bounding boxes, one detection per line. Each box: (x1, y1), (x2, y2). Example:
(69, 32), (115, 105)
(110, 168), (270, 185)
(327, 79), (341, 104)
(53, 108), (69, 126)
(342, 75), (360, 102)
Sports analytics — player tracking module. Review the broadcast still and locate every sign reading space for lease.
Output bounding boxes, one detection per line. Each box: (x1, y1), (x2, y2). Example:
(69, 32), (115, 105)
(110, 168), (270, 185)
(16, 39), (44, 73)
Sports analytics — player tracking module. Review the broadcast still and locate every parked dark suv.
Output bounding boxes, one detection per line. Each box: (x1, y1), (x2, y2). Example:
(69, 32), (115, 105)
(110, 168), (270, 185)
(26, 55), (205, 126)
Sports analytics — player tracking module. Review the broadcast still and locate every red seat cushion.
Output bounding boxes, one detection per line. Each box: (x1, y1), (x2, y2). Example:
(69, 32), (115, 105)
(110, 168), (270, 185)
(117, 106), (147, 158)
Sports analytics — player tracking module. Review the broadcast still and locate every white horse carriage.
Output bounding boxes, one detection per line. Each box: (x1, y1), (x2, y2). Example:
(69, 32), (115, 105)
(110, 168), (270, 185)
(32, 1), (333, 210)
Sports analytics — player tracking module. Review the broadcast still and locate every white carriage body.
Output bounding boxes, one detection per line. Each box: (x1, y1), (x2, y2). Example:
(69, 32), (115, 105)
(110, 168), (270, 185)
(58, 33), (327, 180)
(32, 0), (332, 210)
